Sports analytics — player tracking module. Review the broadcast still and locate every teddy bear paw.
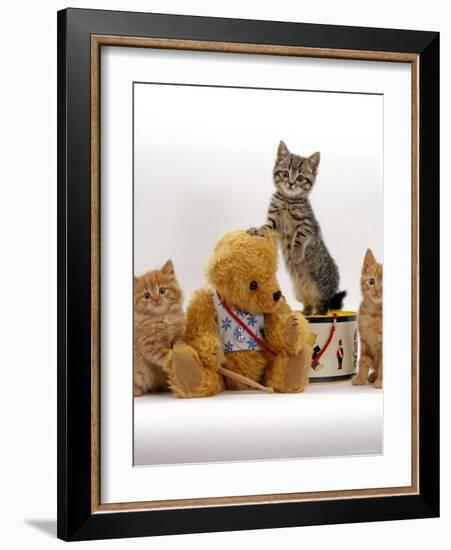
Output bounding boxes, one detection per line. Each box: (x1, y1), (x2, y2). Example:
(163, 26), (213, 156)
(171, 349), (204, 396)
(284, 314), (300, 347)
(211, 343), (225, 369)
(195, 336), (225, 371)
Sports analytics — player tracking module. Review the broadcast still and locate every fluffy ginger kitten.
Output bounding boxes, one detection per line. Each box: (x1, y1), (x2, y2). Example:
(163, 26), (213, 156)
(134, 260), (185, 396)
(352, 249), (383, 389)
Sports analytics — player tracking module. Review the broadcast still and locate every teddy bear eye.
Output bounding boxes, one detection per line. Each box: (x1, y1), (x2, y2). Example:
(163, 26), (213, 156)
(367, 278), (376, 287)
(249, 281), (258, 291)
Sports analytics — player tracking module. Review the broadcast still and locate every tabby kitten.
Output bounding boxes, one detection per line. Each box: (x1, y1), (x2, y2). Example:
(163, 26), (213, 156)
(134, 260), (185, 396)
(251, 140), (345, 315)
(352, 249), (383, 389)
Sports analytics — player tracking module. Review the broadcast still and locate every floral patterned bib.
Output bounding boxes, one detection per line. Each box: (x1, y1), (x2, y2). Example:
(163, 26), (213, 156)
(211, 291), (266, 353)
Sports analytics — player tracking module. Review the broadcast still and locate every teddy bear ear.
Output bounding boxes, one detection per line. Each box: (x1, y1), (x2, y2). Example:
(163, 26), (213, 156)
(212, 230), (241, 255)
(205, 251), (229, 288)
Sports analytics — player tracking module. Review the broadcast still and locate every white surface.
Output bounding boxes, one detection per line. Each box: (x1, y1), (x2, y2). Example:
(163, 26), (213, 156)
(134, 383), (382, 465)
(0, 1), (449, 549)
(102, 36), (411, 504)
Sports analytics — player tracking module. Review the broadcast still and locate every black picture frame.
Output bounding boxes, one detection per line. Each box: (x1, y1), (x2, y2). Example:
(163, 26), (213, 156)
(57, 7), (439, 541)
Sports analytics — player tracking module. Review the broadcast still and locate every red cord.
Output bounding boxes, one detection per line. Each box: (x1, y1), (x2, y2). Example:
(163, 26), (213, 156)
(311, 313), (338, 367)
(216, 291), (277, 356)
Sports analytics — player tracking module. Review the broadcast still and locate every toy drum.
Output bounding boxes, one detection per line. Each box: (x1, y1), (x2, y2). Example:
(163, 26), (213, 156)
(305, 311), (358, 383)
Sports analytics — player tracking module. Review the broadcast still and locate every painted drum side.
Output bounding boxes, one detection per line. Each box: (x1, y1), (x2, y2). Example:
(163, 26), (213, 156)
(305, 312), (358, 382)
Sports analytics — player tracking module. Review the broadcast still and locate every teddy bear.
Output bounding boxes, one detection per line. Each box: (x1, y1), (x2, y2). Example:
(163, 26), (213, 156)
(163, 229), (312, 398)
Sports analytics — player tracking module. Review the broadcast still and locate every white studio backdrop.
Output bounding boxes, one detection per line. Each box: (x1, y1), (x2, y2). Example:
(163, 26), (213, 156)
(0, 0), (448, 549)
(134, 83), (383, 311)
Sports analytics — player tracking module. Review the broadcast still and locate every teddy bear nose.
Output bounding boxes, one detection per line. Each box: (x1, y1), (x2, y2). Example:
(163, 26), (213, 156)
(273, 290), (282, 302)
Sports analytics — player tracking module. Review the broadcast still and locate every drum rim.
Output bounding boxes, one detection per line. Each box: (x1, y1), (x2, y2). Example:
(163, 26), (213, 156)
(305, 311), (357, 324)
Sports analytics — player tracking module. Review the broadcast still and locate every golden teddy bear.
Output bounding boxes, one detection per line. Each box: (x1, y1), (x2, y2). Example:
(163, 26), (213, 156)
(163, 229), (311, 397)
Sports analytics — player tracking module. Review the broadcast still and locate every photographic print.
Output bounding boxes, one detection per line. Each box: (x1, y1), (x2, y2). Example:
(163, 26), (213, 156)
(132, 80), (384, 465)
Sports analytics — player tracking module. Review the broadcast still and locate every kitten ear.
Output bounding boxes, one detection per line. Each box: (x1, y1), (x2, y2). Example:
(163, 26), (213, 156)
(277, 140), (290, 159)
(363, 249), (377, 270)
(161, 259), (175, 277)
(308, 152), (320, 171)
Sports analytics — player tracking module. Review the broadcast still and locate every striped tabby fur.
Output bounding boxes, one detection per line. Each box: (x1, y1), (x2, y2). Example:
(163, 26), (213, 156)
(255, 140), (345, 315)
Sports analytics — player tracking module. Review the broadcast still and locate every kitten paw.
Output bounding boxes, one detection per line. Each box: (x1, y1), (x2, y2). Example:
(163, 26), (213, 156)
(284, 314), (300, 347)
(352, 375), (366, 386)
(368, 371), (377, 383)
(134, 385), (144, 397)
(374, 378), (383, 389)
(247, 226), (270, 238)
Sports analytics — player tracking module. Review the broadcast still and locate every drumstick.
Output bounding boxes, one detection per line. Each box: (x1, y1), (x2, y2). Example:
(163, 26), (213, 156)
(218, 366), (274, 393)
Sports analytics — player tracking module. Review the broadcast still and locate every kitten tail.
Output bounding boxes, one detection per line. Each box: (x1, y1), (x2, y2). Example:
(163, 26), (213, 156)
(327, 291), (347, 311)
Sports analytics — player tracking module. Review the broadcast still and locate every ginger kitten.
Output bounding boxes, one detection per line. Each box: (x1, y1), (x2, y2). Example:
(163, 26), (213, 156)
(352, 249), (383, 388)
(134, 260), (185, 396)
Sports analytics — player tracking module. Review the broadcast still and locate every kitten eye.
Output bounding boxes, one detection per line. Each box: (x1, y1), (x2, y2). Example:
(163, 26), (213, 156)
(143, 291), (151, 300)
(297, 175), (304, 182)
(280, 171), (289, 178)
(367, 278), (376, 287)
(159, 287), (166, 295)
(249, 281), (258, 291)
